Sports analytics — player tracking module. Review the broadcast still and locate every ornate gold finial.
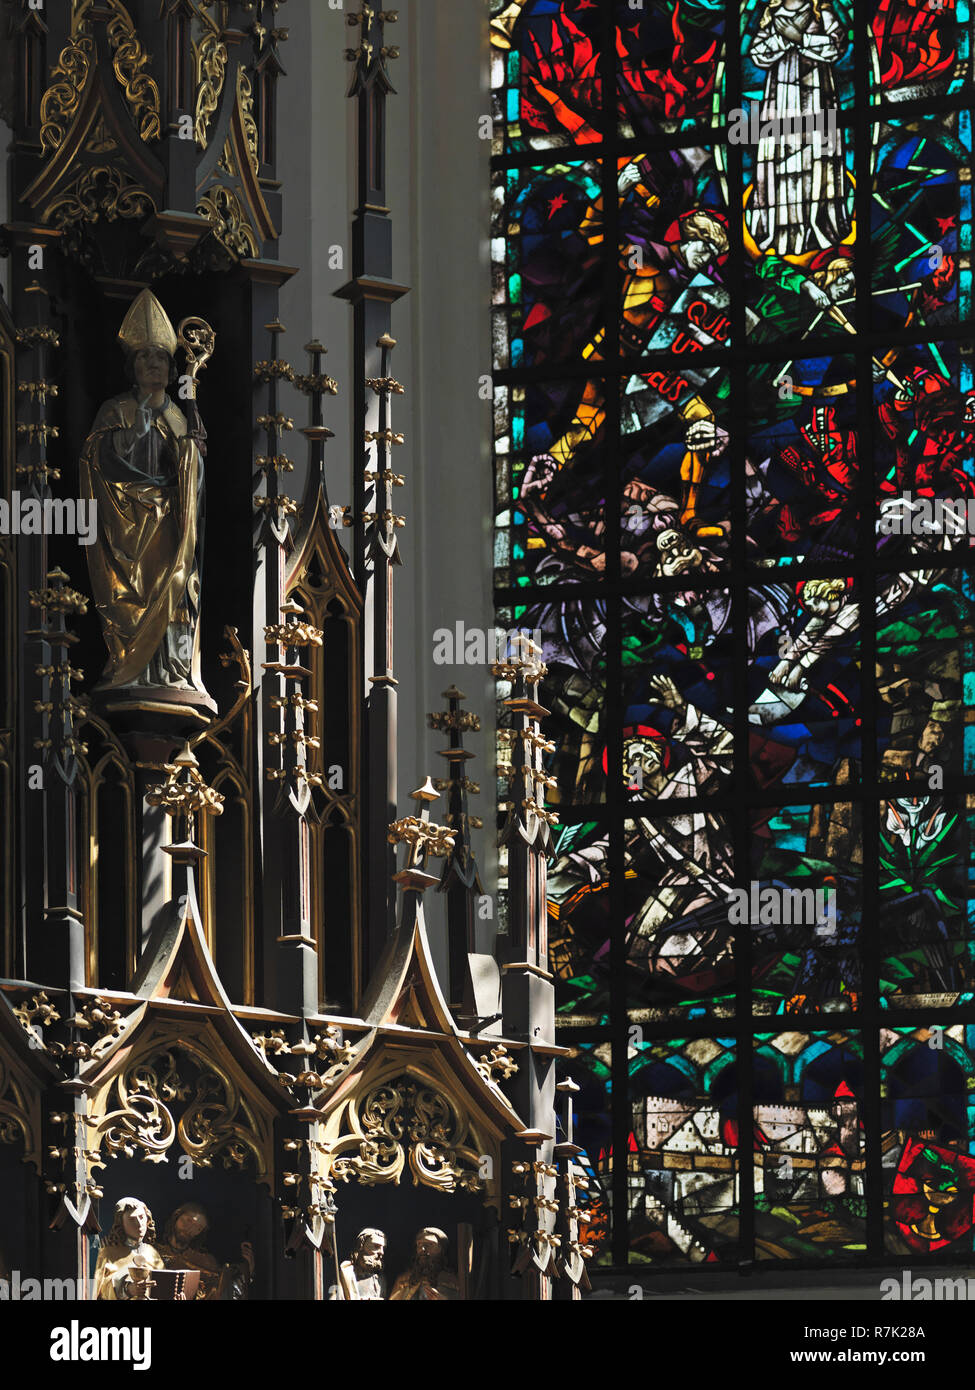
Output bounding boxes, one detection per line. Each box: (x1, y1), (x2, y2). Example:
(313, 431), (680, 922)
(263, 599), (323, 650)
(388, 779), (456, 871)
(29, 569), (89, 616)
(117, 289), (178, 357)
(410, 776), (440, 804)
(145, 741), (225, 833)
(491, 632), (548, 686)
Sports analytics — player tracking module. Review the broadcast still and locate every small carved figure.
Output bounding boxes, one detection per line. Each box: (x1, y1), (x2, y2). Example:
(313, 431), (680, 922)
(93, 1197), (164, 1301)
(156, 1201), (254, 1300)
(331, 1227), (387, 1300)
(389, 1227), (460, 1302)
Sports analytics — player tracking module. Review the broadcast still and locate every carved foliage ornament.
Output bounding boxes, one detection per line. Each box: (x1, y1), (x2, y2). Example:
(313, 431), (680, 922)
(472, 1045), (518, 1085)
(328, 1076), (485, 1194)
(46, 166), (156, 229)
(105, 0), (162, 142)
(88, 1047), (266, 1175)
(40, 0), (160, 153)
(39, 33), (95, 152)
(237, 67), (260, 175)
(195, 30), (229, 148)
(196, 185), (259, 258)
(198, 66), (272, 254)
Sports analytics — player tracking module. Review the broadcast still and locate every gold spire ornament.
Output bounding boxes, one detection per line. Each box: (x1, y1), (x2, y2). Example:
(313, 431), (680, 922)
(117, 289), (178, 358)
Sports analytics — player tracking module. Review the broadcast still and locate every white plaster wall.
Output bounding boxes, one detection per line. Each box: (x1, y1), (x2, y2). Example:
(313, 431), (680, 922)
(277, 1), (496, 977)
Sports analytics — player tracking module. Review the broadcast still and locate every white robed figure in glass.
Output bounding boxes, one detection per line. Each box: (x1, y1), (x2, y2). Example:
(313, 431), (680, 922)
(748, 0), (852, 256)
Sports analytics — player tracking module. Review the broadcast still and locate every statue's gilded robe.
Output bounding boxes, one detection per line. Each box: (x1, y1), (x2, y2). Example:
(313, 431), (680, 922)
(79, 392), (206, 693)
(93, 1240), (165, 1300)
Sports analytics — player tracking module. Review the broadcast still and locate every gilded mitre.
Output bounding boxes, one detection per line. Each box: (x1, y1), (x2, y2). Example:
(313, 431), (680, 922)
(118, 289), (178, 358)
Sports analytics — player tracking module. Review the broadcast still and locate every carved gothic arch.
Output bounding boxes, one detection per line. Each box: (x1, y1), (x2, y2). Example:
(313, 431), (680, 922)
(22, 4), (164, 229)
(71, 888), (291, 1188)
(0, 992), (60, 1172)
(317, 1047), (514, 1213)
(286, 477), (362, 626)
(314, 909), (529, 1213)
(287, 476), (365, 1008)
(195, 60), (277, 260)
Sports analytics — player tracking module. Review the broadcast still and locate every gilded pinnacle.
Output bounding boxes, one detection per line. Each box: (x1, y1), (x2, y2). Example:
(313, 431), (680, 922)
(410, 776), (439, 804)
(146, 746), (225, 824)
(172, 741), (200, 768)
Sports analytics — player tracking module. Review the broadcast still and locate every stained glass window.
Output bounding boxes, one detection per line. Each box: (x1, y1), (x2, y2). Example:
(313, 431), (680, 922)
(492, 0), (975, 1269)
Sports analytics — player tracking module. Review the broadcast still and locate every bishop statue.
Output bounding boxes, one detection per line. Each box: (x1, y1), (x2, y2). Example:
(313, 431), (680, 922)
(80, 289), (215, 709)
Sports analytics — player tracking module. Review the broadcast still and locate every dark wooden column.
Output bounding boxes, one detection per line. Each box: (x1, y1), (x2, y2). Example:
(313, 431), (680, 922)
(336, 3), (409, 986)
